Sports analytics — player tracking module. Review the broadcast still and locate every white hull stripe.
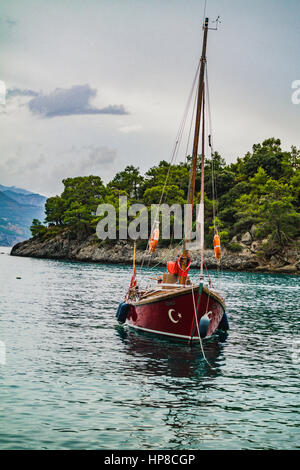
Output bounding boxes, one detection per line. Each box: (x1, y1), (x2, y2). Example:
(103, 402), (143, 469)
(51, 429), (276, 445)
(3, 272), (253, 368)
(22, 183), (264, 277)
(126, 322), (207, 341)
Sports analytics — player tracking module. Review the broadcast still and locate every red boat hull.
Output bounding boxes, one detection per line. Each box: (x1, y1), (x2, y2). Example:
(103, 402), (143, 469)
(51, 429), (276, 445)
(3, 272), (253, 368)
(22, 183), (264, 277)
(126, 286), (225, 342)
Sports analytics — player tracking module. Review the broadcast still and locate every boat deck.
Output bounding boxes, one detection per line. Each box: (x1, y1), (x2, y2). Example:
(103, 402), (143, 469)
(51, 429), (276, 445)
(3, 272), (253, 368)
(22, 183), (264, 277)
(133, 283), (225, 308)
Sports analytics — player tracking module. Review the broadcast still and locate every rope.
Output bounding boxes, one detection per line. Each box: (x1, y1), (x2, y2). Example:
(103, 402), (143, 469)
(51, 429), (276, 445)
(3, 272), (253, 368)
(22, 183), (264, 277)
(206, 64), (223, 288)
(204, 260), (213, 288)
(205, 65), (218, 232)
(191, 285), (215, 369)
(139, 58), (201, 276)
(184, 65), (199, 162)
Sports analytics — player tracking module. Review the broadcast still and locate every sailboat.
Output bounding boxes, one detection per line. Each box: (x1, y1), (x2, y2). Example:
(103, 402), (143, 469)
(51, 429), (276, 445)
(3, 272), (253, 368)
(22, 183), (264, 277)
(116, 18), (229, 343)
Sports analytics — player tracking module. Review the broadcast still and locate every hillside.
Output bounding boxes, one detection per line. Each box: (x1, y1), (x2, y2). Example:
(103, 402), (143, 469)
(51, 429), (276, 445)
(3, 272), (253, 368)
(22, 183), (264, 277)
(3, 190), (46, 208)
(0, 185), (46, 246)
(10, 138), (300, 272)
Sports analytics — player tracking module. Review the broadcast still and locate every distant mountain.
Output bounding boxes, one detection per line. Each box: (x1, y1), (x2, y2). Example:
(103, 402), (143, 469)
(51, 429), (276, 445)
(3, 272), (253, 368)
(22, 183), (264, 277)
(0, 184), (34, 195)
(0, 185), (46, 246)
(3, 190), (46, 207)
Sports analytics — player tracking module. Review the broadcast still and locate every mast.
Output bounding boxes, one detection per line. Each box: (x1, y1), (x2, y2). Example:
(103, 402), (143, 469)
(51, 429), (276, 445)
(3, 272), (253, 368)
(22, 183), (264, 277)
(180, 17), (209, 283)
(187, 17), (209, 216)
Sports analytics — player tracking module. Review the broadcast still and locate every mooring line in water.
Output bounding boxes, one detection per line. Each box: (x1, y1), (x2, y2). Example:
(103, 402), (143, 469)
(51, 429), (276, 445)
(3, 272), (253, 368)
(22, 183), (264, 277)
(191, 285), (215, 369)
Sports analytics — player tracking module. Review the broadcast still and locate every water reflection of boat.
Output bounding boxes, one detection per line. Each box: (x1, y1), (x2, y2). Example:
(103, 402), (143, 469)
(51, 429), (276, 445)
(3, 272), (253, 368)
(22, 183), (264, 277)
(115, 325), (227, 381)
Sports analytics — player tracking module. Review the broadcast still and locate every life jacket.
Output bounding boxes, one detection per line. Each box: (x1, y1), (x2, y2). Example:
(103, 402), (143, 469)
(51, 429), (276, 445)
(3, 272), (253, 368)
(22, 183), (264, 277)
(176, 255), (191, 277)
(167, 261), (178, 275)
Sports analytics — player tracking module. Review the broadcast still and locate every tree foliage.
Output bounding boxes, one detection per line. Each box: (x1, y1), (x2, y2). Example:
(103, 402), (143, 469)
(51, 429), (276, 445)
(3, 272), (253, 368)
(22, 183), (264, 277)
(30, 219), (47, 237)
(32, 138), (300, 251)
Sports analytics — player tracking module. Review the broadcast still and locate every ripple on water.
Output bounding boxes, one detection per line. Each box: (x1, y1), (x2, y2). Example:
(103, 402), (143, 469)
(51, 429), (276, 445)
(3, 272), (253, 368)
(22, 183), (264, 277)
(0, 248), (299, 449)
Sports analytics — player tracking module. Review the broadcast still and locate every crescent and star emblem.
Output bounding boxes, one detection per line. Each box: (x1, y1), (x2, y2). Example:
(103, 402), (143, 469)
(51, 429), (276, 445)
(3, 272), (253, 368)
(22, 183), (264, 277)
(168, 309), (182, 324)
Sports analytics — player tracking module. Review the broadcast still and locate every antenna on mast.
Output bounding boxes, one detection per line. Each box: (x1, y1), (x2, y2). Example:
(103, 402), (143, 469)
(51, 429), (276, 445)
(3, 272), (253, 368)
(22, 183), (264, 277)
(208, 16), (221, 30)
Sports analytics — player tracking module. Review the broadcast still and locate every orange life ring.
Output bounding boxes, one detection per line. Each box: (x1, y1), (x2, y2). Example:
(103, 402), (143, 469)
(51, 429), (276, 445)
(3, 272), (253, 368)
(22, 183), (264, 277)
(214, 234), (221, 260)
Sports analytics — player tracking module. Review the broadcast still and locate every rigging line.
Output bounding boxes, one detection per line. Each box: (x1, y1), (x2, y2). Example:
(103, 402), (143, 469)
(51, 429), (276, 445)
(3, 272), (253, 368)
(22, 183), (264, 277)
(156, 56), (201, 199)
(183, 70), (199, 211)
(140, 136), (180, 272)
(139, 139), (178, 272)
(147, 239), (185, 273)
(173, 65), (200, 167)
(139, 58), (202, 275)
(206, 65), (223, 286)
(184, 59), (201, 162)
(146, 200), (206, 275)
(205, 65), (218, 231)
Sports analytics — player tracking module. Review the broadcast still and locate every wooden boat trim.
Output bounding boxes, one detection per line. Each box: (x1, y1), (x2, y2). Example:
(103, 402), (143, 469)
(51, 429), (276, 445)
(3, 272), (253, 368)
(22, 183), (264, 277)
(133, 284), (226, 310)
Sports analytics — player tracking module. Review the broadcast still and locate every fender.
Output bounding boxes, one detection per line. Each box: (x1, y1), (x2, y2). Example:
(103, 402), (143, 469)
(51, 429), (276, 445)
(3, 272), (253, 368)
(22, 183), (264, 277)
(199, 312), (212, 338)
(116, 302), (130, 323)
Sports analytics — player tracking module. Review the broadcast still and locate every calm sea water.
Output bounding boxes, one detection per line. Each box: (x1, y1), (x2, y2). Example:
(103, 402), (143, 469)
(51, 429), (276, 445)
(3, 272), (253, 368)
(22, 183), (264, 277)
(0, 246), (299, 450)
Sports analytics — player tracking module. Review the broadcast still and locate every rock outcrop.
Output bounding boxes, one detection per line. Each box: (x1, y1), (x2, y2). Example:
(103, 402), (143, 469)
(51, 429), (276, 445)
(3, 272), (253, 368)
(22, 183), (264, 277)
(10, 229), (300, 274)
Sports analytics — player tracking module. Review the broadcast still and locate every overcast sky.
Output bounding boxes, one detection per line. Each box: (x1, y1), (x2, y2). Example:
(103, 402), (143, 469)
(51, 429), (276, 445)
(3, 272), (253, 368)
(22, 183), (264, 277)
(0, 0), (299, 196)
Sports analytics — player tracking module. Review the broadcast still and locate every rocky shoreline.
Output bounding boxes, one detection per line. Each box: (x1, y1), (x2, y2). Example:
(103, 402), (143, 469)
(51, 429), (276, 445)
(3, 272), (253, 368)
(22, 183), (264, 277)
(10, 229), (300, 274)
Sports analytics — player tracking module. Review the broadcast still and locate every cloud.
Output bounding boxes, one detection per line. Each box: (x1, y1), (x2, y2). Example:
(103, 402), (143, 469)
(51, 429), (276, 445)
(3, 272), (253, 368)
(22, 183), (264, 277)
(24, 84), (129, 118)
(119, 124), (143, 134)
(42, 146), (118, 193)
(77, 146), (117, 173)
(0, 17), (17, 29)
(1, 154), (46, 175)
(7, 88), (39, 98)
(88, 147), (116, 165)
(0, 145), (117, 196)
(0, 81), (6, 105)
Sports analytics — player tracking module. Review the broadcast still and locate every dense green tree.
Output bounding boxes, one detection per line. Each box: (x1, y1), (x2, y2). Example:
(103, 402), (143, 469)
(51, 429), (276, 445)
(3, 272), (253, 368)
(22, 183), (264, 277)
(61, 176), (106, 231)
(240, 138), (284, 179)
(219, 181), (252, 211)
(142, 161), (190, 198)
(291, 169), (300, 208)
(30, 219), (47, 237)
(45, 196), (65, 225)
(235, 171), (300, 246)
(107, 165), (143, 200)
(61, 176), (106, 206)
(143, 185), (185, 206)
(30, 138), (300, 251)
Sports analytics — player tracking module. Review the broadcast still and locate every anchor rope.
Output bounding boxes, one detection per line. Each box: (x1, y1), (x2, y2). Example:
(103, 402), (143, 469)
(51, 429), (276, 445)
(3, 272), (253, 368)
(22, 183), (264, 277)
(191, 285), (215, 369)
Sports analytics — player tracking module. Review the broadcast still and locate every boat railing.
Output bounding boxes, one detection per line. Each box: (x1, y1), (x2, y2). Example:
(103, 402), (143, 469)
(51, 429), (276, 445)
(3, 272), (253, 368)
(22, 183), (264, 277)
(145, 282), (199, 290)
